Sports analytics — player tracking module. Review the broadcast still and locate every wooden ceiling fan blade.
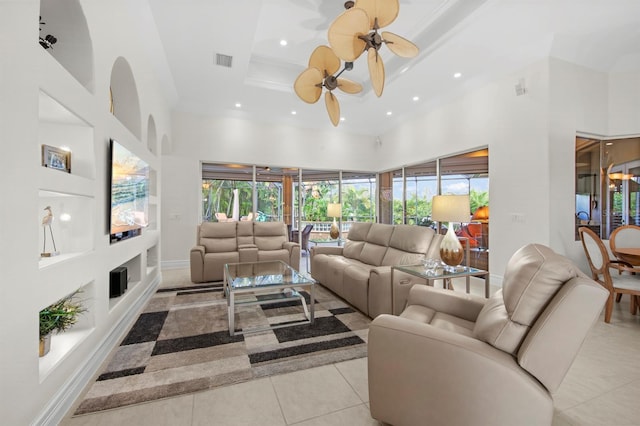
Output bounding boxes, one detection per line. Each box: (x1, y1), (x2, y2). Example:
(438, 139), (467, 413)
(309, 45), (340, 76)
(337, 78), (363, 94)
(355, 0), (399, 28)
(328, 8), (369, 61)
(294, 67), (323, 104)
(382, 31), (419, 58)
(368, 48), (385, 97)
(325, 91), (340, 127)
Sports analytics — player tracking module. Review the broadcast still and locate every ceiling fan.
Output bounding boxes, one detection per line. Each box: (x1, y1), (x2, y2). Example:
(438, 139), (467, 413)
(328, 0), (419, 97)
(294, 45), (363, 126)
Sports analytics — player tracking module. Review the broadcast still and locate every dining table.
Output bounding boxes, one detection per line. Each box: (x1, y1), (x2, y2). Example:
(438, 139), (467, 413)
(613, 247), (640, 266)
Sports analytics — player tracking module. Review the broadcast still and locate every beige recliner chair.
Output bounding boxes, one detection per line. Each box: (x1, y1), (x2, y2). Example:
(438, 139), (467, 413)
(368, 243), (607, 426)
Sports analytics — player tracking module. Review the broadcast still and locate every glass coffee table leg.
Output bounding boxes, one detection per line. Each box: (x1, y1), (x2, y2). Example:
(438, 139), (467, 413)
(228, 291), (235, 336)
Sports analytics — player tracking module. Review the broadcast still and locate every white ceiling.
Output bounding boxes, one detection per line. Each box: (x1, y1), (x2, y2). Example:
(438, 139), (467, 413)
(146, 0), (640, 136)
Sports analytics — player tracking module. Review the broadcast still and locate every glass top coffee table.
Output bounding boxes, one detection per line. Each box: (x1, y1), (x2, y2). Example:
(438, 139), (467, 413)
(224, 260), (315, 336)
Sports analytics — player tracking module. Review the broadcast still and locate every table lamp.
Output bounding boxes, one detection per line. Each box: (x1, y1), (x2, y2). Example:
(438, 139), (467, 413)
(431, 195), (470, 269)
(327, 203), (341, 239)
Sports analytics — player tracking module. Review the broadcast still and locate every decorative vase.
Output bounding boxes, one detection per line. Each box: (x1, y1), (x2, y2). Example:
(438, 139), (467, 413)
(330, 217), (339, 239)
(39, 334), (51, 357)
(440, 223), (464, 269)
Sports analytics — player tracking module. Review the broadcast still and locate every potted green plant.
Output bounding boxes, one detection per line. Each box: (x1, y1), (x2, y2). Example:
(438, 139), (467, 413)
(39, 290), (86, 357)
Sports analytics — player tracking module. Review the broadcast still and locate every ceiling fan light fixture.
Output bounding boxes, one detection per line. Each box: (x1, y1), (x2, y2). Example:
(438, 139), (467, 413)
(296, 0), (419, 125)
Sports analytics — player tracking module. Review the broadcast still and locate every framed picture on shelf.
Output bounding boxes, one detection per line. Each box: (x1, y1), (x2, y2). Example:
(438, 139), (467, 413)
(41, 144), (71, 173)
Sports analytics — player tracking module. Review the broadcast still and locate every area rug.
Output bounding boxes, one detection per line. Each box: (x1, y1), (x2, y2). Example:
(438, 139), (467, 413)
(74, 271), (370, 415)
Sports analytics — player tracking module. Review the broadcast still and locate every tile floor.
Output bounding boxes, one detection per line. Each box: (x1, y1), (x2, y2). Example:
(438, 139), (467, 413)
(61, 263), (640, 426)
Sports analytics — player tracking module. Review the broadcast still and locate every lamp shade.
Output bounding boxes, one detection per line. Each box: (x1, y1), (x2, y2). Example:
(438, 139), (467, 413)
(471, 205), (489, 222)
(327, 203), (342, 218)
(431, 195), (470, 223)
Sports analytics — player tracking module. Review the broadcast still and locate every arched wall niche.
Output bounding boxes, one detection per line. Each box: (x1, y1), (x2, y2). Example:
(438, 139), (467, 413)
(39, 0), (94, 92)
(161, 134), (171, 155)
(147, 115), (158, 155)
(109, 57), (141, 140)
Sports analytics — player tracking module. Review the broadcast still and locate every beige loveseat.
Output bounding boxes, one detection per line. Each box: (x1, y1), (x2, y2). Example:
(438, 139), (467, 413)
(190, 221), (300, 283)
(368, 244), (608, 426)
(310, 222), (442, 318)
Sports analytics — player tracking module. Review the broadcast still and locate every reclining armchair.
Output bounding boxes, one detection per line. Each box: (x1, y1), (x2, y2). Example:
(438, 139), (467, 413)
(368, 243), (607, 426)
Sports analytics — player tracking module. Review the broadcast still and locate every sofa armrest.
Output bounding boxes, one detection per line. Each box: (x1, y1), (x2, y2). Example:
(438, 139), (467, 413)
(390, 270), (430, 315)
(190, 246), (205, 283)
(368, 315), (553, 426)
(282, 241), (301, 268)
(405, 284), (487, 322)
(238, 245), (258, 263)
(368, 266), (392, 318)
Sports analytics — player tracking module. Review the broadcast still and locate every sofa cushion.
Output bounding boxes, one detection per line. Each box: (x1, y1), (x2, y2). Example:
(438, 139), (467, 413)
(343, 265), (371, 314)
(381, 248), (424, 266)
(200, 222), (238, 253)
(323, 255), (352, 295)
(365, 223), (395, 246)
(254, 222), (287, 250)
(347, 222), (372, 241)
(343, 240), (365, 260)
(360, 243), (388, 266)
(258, 248), (289, 264)
(473, 244), (580, 355)
(203, 251), (239, 281)
(200, 221), (237, 238)
(389, 225), (434, 253)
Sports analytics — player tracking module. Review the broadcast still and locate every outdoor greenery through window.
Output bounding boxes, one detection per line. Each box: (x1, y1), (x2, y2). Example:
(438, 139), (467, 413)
(200, 148), (489, 244)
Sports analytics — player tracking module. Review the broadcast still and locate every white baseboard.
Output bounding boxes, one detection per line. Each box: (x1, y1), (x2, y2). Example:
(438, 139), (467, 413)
(34, 275), (161, 426)
(162, 260), (189, 269)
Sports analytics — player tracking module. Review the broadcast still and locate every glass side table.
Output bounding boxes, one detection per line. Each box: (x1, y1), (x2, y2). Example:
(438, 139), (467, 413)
(391, 263), (490, 314)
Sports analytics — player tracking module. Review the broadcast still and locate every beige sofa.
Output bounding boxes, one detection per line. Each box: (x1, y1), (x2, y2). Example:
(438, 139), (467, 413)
(190, 221), (300, 283)
(367, 243), (608, 426)
(310, 222), (442, 318)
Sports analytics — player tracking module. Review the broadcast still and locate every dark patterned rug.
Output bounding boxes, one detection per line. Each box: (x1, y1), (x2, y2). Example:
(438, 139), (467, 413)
(74, 274), (370, 415)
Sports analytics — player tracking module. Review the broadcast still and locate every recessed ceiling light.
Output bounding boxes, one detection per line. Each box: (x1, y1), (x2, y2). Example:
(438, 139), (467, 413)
(280, 39), (288, 46)
(340, 117), (345, 121)
(235, 103), (242, 108)
(401, 67), (409, 73)
(386, 111), (393, 116)
(453, 72), (462, 79)
(291, 110), (297, 115)
(412, 96), (419, 101)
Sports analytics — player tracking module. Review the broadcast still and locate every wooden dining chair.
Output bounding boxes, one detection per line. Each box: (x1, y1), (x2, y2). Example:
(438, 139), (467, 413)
(610, 224), (640, 266)
(579, 226), (640, 322)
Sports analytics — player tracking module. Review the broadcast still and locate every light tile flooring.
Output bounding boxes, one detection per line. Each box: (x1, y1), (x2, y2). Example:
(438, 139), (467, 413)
(61, 262), (640, 426)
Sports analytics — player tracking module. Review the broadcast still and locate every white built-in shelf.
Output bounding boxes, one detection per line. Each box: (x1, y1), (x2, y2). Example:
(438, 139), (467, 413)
(39, 327), (93, 382)
(38, 280), (95, 381)
(38, 251), (85, 270)
(38, 169), (95, 198)
(108, 254), (142, 311)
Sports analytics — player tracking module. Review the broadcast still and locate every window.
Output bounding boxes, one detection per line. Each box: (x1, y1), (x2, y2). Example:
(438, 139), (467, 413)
(575, 136), (640, 239)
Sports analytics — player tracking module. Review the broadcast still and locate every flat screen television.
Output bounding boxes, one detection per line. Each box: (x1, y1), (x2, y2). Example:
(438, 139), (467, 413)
(109, 139), (149, 243)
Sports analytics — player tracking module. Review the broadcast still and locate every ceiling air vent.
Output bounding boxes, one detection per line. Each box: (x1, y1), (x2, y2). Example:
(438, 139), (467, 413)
(215, 53), (233, 68)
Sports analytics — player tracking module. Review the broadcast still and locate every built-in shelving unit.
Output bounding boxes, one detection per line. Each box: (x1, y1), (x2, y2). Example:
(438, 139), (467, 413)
(24, 2), (163, 424)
